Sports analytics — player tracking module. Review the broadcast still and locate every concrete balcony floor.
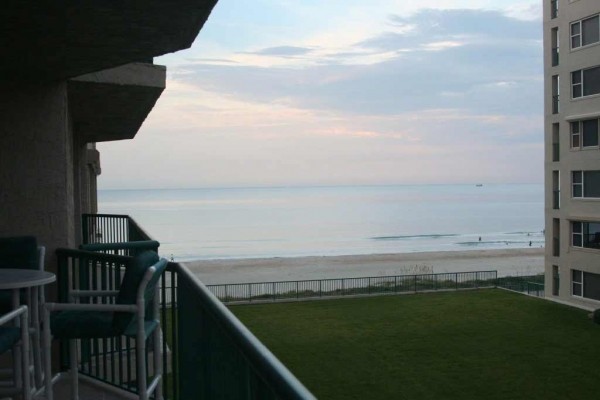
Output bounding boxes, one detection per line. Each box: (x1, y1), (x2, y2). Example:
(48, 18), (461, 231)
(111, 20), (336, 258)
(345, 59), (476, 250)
(33, 376), (130, 400)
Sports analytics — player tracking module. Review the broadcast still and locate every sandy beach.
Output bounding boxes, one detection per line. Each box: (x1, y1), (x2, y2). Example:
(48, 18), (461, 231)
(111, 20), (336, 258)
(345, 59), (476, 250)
(184, 248), (544, 285)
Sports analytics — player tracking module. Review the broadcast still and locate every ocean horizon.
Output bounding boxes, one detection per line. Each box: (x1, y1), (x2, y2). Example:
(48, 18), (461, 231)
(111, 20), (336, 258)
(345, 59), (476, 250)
(98, 183), (544, 261)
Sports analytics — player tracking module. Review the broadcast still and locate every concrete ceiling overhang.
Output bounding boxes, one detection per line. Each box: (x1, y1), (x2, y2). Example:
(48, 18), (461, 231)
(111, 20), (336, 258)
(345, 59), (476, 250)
(2, 0), (218, 82)
(68, 63), (165, 143)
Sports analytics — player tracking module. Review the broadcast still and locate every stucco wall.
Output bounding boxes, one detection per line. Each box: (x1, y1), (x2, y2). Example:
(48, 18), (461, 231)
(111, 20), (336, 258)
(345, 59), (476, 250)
(0, 82), (76, 274)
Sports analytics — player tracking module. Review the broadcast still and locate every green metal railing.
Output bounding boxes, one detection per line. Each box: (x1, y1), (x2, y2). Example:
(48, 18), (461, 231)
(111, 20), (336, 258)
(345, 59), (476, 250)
(495, 274), (545, 297)
(208, 271), (499, 304)
(66, 213), (315, 399)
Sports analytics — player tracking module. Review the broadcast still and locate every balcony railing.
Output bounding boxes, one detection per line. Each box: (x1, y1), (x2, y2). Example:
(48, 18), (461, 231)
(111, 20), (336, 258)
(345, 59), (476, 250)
(58, 214), (315, 399)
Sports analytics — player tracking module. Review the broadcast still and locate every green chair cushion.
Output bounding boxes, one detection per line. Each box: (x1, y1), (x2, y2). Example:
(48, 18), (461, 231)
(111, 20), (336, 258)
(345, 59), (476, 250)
(51, 311), (120, 339)
(0, 326), (21, 354)
(112, 251), (159, 332)
(0, 236), (38, 270)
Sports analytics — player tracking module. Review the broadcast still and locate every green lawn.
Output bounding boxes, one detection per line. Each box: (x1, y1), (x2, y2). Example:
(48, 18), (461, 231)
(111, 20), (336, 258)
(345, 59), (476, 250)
(232, 289), (600, 400)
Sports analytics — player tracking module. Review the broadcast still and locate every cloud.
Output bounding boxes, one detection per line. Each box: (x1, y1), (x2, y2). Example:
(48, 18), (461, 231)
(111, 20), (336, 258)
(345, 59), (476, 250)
(246, 45), (314, 57)
(98, 6), (544, 189)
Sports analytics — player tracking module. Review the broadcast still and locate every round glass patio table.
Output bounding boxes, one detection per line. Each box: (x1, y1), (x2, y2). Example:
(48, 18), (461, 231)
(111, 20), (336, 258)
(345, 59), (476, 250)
(0, 268), (55, 392)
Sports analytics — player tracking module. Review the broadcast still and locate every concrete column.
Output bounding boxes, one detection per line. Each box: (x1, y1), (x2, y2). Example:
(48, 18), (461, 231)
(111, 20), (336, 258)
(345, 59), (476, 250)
(0, 82), (76, 275)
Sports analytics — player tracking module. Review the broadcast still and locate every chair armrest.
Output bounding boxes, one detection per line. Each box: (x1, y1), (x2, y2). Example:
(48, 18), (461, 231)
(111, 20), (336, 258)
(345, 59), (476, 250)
(45, 303), (137, 313)
(0, 305), (28, 325)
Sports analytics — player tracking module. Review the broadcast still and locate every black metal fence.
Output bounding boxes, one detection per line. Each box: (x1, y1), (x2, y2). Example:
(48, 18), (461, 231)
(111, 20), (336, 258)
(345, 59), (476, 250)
(495, 274), (545, 297)
(207, 271), (499, 304)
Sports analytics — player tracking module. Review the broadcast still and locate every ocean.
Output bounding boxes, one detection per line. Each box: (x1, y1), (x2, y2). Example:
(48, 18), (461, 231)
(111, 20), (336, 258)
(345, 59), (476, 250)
(98, 184), (544, 261)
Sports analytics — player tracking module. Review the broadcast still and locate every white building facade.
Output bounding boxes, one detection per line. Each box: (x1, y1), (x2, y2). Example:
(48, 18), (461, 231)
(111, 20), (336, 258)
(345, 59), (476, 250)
(544, 0), (600, 307)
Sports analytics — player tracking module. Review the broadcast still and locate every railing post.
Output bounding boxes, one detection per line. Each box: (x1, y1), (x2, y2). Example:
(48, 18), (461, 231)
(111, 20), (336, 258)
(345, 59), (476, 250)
(248, 283), (252, 302)
(476, 272), (479, 289)
(225, 284), (228, 301)
(414, 275), (417, 293)
(342, 278), (345, 294)
(296, 281), (299, 300)
(368, 277), (371, 294)
(319, 280), (322, 297)
(455, 273), (458, 290)
(394, 276), (397, 292)
(273, 282), (276, 302)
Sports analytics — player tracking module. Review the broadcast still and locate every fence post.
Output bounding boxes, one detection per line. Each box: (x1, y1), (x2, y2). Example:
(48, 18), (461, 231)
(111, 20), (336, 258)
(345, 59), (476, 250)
(394, 276), (397, 293)
(368, 277), (371, 294)
(224, 284), (228, 301)
(414, 275), (417, 293)
(455, 273), (458, 290)
(476, 272), (479, 289)
(273, 282), (276, 302)
(342, 278), (345, 294)
(296, 281), (299, 300)
(248, 283), (252, 302)
(319, 280), (322, 297)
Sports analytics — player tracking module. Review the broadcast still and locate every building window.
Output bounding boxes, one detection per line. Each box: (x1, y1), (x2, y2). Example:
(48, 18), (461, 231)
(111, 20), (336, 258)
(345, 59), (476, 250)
(552, 75), (560, 113)
(570, 119), (599, 148)
(551, 0), (558, 19)
(571, 15), (600, 49)
(552, 123), (560, 161)
(553, 218), (560, 257)
(572, 269), (600, 301)
(552, 27), (559, 66)
(572, 170), (600, 198)
(571, 221), (600, 249)
(572, 66), (600, 98)
(553, 265), (560, 296)
(553, 170), (560, 209)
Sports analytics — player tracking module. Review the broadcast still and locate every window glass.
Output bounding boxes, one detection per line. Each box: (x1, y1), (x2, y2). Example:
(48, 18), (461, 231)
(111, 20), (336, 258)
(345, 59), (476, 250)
(573, 71), (582, 84)
(573, 171), (582, 184)
(583, 66), (600, 96)
(582, 119), (599, 147)
(573, 221), (582, 233)
(572, 22), (581, 36)
(573, 269), (583, 283)
(583, 271), (600, 301)
(582, 16), (600, 46)
(584, 171), (600, 197)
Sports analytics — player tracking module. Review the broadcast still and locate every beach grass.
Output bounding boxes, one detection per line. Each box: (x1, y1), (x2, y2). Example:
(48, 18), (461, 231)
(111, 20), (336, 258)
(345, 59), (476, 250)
(231, 289), (600, 400)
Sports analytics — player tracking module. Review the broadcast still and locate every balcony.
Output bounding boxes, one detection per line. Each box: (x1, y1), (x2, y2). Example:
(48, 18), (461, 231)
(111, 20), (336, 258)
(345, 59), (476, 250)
(44, 214), (314, 399)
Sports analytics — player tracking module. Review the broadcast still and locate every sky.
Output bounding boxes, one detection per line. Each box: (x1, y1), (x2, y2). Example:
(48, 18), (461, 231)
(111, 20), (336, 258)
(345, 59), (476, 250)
(98, 0), (543, 189)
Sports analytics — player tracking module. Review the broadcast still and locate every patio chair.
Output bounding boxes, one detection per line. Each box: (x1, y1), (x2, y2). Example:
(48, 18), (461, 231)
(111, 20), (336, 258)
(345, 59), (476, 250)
(0, 236), (45, 388)
(0, 306), (31, 400)
(43, 250), (167, 400)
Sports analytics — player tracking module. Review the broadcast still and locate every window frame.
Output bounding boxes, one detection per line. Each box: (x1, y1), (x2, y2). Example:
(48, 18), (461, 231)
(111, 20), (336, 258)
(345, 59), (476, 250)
(571, 14), (600, 49)
(572, 171), (583, 198)
(572, 269), (583, 297)
(570, 119), (599, 149)
(572, 66), (600, 99)
(571, 121), (581, 148)
(572, 221), (583, 247)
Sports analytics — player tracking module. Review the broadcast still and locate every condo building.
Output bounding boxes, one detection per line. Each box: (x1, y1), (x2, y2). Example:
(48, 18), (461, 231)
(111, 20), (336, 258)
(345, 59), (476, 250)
(545, 0), (600, 307)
